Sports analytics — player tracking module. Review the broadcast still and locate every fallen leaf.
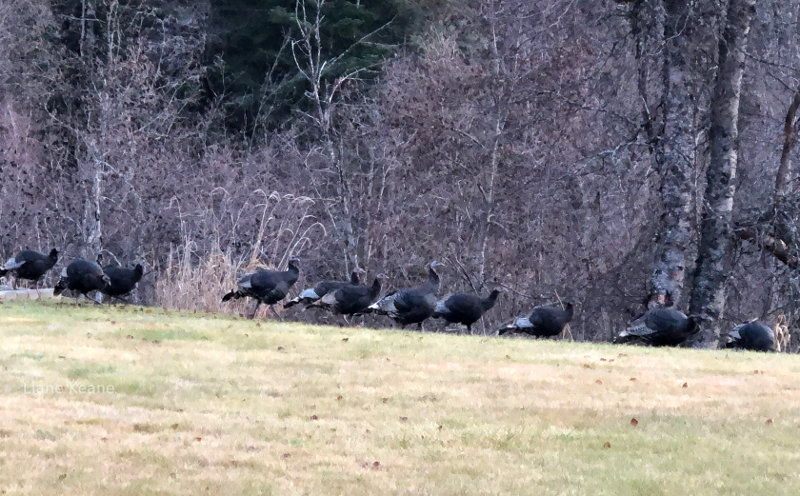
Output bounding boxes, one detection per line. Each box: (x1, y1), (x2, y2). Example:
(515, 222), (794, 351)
(342, 337), (349, 342)
(682, 382), (688, 388)
(336, 395), (343, 401)
(630, 418), (639, 426)
(256, 323), (261, 327)
(629, 377), (637, 381)
(195, 437), (202, 442)
(58, 474), (67, 481)
(382, 397), (388, 403)
(505, 355), (511, 359)
(595, 379), (603, 385)
(282, 453), (291, 459)
(277, 346), (284, 351)
(399, 416), (408, 422)
(437, 425), (443, 431)
(602, 441), (611, 449)
(373, 461), (381, 468)
(110, 321), (116, 325)
(310, 415), (319, 420)
(171, 424), (179, 430)
(766, 418), (773, 425)
(126, 334), (134, 339)
(600, 358), (607, 362)
(169, 472), (177, 479)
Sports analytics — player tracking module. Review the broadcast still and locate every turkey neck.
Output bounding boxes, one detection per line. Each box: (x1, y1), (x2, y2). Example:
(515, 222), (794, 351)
(425, 266), (440, 293)
(482, 290), (501, 311)
(286, 261), (300, 284)
(369, 278), (382, 299)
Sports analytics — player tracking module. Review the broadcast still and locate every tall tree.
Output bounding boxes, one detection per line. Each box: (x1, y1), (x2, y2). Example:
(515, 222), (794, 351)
(648, 0), (723, 308)
(687, 0), (757, 348)
(204, 0), (420, 135)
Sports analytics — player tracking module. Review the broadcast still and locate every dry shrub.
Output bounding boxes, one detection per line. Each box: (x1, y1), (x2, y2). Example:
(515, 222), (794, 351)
(154, 241), (243, 314)
(153, 190), (326, 317)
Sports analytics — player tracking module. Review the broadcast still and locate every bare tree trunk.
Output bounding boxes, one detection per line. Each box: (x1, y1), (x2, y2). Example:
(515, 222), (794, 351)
(774, 85), (800, 206)
(649, 0), (722, 308)
(687, 0), (756, 349)
(630, 0), (664, 149)
(477, 9), (507, 287)
(649, 1), (702, 307)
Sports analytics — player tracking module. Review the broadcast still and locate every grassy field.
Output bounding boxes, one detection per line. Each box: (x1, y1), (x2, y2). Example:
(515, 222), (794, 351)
(1, 300), (799, 495)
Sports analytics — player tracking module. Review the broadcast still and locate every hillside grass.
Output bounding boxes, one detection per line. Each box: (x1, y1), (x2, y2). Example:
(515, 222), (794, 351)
(1, 300), (799, 495)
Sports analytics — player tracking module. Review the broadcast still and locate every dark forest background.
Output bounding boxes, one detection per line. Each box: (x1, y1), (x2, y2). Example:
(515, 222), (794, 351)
(2, 0), (800, 347)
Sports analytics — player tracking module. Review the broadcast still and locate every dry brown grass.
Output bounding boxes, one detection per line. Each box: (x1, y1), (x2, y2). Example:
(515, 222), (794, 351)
(154, 243), (244, 314)
(2, 300), (800, 495)
(153, 191), (323, 319)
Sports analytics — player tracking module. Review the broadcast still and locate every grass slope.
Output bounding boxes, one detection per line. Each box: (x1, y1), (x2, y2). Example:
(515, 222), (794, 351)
(1, 300), (799, 495)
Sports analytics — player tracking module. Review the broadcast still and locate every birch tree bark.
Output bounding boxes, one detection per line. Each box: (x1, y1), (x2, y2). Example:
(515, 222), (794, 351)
(648, 0), (719, 308)
(687, 0), (757, 348)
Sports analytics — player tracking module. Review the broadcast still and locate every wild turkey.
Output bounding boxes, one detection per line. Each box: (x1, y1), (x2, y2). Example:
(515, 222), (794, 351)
(284, 267), (364, 308)
(614, 307), (696, 346)
(101, 264), (144, 300)
(314, 273), (385, 316)
(366, 261), (444, 330)
(725, 321), (777, 352)
(498, 301), (574, 338)
(433, 289), (502, 332)
(222, 256), (300, 319)
(0, 248), (58, 291)
(53, 258), (111, 303)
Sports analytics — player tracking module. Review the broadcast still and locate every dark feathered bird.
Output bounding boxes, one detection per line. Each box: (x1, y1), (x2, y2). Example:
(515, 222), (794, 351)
(0, 248), (58, 290)
(222, 256), (300, 319)
(725, 321), (777, 352)
(498, 301), (574, 337)
(615, 307), (696, 346)
(367, 261), (444, 330)
(284, 267), (364, 308)
(101, 264), (144, 300)
(53, 258), (111, 303)
(314, 273), (385, 315)
(433, 289), (501, 332)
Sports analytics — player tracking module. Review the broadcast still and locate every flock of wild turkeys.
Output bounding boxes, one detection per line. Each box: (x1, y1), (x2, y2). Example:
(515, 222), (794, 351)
(0, 248), (786, 352)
